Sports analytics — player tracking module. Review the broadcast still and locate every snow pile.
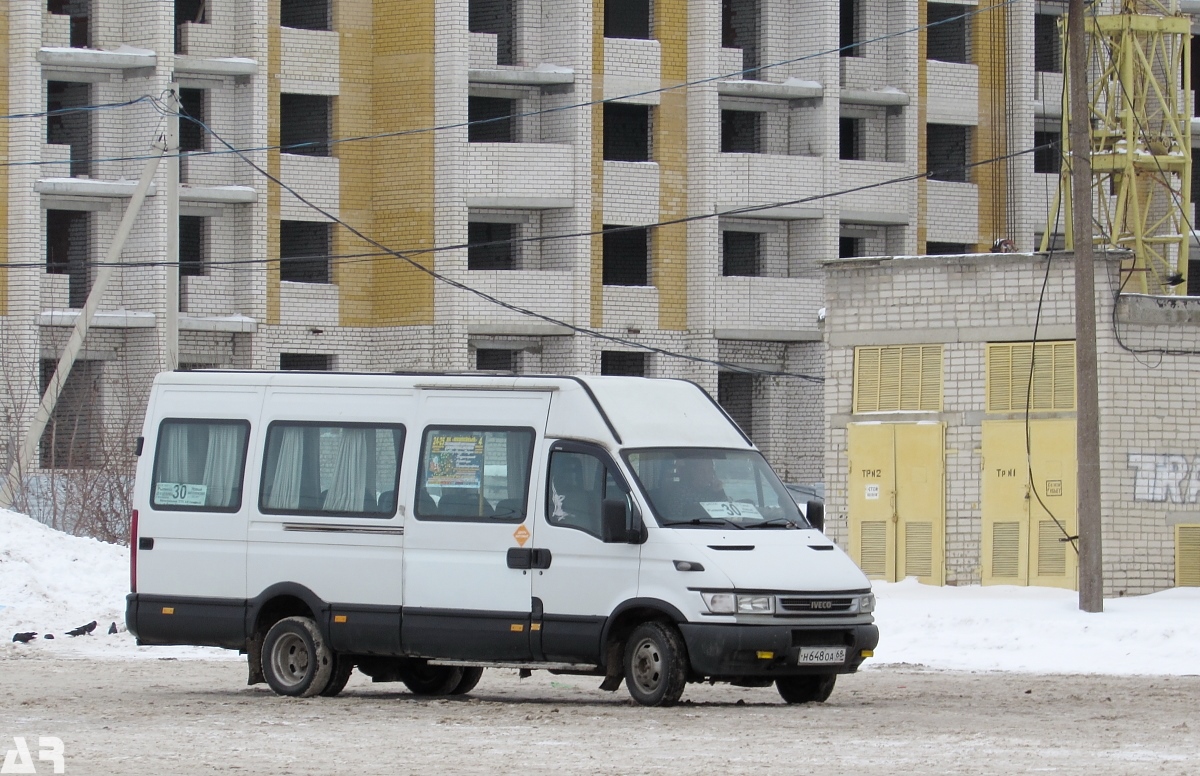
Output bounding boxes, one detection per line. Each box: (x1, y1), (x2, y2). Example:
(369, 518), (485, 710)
(3, 507), (1199, 673)
(871, 578), (1200, 676)
(0, 508), (227, 659)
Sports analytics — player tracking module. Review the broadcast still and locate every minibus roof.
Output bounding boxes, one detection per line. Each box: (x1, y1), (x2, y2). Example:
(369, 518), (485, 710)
(153, 371), (753, 450)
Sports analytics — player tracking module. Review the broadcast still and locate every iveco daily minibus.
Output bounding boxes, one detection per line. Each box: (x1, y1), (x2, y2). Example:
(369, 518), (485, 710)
(126, 372), (878, 706)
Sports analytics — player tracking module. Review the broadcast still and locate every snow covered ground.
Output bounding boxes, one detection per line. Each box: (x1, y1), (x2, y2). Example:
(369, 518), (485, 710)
(2, 508), (1198, 674)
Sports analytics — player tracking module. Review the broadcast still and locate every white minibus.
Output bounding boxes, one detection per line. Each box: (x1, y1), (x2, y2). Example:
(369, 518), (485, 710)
(126, 372), (877, 706)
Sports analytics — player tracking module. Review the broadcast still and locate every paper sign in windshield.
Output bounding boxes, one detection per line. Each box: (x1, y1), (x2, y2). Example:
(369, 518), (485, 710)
(155, 482), (208, 506)
(700, 501), (763, 519)
(426, 432), (485, 488)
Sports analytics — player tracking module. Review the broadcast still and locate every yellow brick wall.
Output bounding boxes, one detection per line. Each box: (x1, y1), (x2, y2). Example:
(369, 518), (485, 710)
(655, 0), (687, 331)
(266, 4), (281, 325)
(590, 2), (606, 329)
(973, 4), (1009, 250)
(334, 0), (377, 326)
(344, 0), (437, 327)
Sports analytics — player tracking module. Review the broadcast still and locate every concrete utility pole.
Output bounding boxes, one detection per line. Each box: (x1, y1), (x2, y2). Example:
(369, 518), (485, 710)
(1067, 0), (1103, 613)
(0, 149), (166, 509)
(165, 87), (180, 373)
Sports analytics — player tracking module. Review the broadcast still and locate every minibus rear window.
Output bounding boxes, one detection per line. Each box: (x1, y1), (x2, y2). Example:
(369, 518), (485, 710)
(259, 422), (405, 518)
(415, 427), (534, 523)
(151, 419), (251, 512)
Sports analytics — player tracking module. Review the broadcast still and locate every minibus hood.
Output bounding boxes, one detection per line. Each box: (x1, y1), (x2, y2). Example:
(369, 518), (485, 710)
(688, 529), (871, 591)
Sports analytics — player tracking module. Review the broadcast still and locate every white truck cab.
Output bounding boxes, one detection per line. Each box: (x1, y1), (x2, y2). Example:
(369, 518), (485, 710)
(127, 372), (877, 706)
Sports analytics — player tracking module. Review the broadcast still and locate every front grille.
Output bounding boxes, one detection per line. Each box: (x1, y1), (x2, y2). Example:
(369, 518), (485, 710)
(777, 596), (855, 614)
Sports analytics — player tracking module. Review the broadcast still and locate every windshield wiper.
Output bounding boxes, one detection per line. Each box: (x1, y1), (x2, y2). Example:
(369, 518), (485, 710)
(661, 517), (746, 530)
(743, 517), (802, 530)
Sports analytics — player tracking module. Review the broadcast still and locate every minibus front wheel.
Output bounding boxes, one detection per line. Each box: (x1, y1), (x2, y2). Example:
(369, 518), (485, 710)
(776, 673), (837, 704)
(624, 622), (688, 707)
(261, 616), (335, 698)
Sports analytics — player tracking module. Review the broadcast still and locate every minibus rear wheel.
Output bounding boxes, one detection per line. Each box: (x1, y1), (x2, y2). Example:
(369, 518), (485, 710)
(262, 616), (335, 698)
(776, 673), (836, 704)
(320, 656), (354, 697)
(449, 667), (484, 695)
(623, 622), (688, 707)
(399, 660), (465, 695)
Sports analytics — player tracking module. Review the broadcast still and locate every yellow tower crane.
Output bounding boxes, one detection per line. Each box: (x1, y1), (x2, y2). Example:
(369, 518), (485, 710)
(1047, 0), (1192, 295)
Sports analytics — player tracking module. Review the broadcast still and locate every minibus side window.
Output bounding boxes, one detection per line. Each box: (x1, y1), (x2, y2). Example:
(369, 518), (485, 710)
(259, 422), (405, 518)
(415, 427), (534, 523)
(151, 419), (251, 512)
(547, 450), (634, 539)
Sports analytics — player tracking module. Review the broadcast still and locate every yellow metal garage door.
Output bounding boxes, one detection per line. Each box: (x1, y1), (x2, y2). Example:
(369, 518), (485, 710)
(981, 420), (1077, 589)
(848, 422), (945, 585)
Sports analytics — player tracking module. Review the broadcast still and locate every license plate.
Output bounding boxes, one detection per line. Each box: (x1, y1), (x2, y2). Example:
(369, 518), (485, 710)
(796, 646), (847, 665)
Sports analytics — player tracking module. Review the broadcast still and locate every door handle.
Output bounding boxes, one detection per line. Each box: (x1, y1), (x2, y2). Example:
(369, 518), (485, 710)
(506, 547), (532, 569)
(531, 548), (552, 569)
(138, 537), (154, 550)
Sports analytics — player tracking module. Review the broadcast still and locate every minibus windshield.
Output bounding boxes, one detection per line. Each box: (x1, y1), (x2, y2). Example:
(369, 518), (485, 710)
(623, 448), (809, 529)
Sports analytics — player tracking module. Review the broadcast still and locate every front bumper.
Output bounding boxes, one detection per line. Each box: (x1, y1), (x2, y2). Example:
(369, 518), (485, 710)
(678, 621), (879, 678)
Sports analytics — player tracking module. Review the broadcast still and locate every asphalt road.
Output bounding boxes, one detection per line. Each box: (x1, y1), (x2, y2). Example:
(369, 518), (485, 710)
(1, 654), (1196, 775)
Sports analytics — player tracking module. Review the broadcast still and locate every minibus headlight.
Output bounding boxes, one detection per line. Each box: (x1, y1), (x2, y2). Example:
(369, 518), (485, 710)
(859, 593), (876, 613)
(701, 593), (736, 614)
(736, 595), (774, 614)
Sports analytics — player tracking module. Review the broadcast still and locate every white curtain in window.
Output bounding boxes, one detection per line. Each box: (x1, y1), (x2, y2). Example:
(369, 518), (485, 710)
(202, 424), (244, 508)
(266, 426), (305, 510)
(324, 428), (369, 512)
(159, 423), (190, 483)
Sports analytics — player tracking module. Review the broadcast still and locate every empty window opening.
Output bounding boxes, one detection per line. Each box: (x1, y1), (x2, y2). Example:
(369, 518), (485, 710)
(722, 231), (761, 277)
(840, 117), (863, 160)
(841, 0), (862, 57)
(280, 353), (332, 371)
(1189, 258), (1200, 297)
(174, 0), (206, 53)
(1192, 36), (1200, 118)
(926, 242), (970, 255)
(601, 351), (646, 376)
(476, 348), (516, 371)
(39, 359), (100, 469)
(471, 0), (515, 63)
(468, 222), (515, 270)
(47, 81), (91, 178)
(46, 210), (91, 308)
(602, 226), (650, 286)
(839, 236), (863, 258)
(49, 0), (90, 48)
(280, 221), (332, 284)
(722, 0), (760, 73)
(718, 372), (755, 439)
(603, 103), (651, 162)
(1035, 14), (1062, 74)
(281, 0), (331, 31)
(469, 96), (516, 143)
(927, 3), (968, 64)
(605, 0), (651, 40)
(721, 110), (761, 153)
(1034, 130), (1060, 174)
(280, 94), (331, 156)
(178, 88), (206, 153)
(926, 123), (969, 182)
(1193, 159), (1200, 242)
(180, 216), (206, 277)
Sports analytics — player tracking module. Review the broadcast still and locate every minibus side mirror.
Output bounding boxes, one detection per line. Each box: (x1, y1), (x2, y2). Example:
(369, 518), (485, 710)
(806, 501), (825, 533)
(601, 498), (641, 544)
